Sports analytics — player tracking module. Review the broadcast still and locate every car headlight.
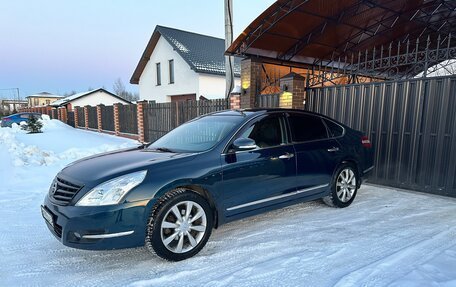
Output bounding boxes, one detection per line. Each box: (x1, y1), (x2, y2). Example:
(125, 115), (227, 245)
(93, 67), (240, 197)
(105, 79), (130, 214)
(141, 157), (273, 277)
(76, 170), (147, 206)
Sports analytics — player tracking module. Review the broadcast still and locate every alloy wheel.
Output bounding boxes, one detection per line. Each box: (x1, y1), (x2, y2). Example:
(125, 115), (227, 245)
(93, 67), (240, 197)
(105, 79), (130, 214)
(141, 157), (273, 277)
(336, 168), (356, 203)
(160, 201), (207, 254)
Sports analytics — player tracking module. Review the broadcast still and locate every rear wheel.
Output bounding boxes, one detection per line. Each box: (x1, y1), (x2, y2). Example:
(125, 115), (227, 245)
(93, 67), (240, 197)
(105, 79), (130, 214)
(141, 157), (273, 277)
(145, 189), (213, 261)
(323, 164), (358, 208)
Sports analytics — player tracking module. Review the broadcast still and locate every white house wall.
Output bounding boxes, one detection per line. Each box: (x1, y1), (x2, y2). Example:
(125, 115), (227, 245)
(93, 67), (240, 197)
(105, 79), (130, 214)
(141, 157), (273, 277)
(71, 91), (129, 107)
(139, 36), (199, 102)
(198, 74), (240, 99)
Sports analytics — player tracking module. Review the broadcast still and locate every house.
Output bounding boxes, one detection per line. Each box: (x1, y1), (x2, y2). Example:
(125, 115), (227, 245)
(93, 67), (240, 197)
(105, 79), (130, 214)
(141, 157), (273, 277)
(0, 99), (28, 115)
(26, 92), (64, 107)
(130, 26), (241, 102)
(50, 88), (130, 111)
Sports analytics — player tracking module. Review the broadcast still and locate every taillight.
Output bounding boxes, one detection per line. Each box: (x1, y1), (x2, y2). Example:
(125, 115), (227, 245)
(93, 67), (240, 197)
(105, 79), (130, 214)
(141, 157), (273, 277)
(3, 118), (11, 121)
(361, 136), (372, 148)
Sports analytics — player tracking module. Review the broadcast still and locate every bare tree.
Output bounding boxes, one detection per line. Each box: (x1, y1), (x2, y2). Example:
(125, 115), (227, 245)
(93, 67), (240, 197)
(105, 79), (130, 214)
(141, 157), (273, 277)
(112, 78), (139, 102)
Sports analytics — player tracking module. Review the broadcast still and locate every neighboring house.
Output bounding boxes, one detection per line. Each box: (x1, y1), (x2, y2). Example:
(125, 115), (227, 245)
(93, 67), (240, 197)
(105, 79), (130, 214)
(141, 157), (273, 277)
(130, 25), (241, 103)
(50, 88), (130, 111)
(1, 99), (28, 115)
(26, 92), (64, 107)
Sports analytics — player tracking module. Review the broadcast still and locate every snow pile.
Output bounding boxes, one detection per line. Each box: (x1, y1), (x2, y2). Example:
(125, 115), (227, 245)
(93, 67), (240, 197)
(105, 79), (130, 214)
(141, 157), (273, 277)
(0, 118), (138, 167)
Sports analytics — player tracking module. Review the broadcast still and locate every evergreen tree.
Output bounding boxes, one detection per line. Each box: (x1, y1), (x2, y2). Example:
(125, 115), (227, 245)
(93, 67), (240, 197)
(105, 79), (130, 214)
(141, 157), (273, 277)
(22, 116), (43, 133)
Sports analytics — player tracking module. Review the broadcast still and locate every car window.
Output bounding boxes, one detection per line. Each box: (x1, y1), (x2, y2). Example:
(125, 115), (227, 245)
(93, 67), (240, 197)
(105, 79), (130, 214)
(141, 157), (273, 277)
(20, 114), (29, 119)
(149, 115), (243, 153)
(240, 116), (283, 148)
(323, 118), (344, 137)
(288, 113), (328, 142)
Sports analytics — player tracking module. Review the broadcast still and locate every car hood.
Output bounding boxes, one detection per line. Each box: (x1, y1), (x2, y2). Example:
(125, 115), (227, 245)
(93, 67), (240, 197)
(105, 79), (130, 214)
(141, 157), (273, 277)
(60, 147), (196, 184)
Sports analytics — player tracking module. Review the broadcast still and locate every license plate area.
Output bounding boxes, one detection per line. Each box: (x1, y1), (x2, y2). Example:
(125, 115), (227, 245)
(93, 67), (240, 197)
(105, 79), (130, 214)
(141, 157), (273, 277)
(41, 206), (54, 226)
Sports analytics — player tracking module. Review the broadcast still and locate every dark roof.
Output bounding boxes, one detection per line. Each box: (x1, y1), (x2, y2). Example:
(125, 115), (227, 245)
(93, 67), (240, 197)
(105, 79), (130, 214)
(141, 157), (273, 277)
(130, 26), (241, 84)
(226, 0), (456, 79)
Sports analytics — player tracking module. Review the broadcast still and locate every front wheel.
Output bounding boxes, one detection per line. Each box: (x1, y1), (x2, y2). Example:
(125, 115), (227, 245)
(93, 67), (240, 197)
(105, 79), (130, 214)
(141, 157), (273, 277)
(323, 164), (358, 208)
(145, 189), (213, 261)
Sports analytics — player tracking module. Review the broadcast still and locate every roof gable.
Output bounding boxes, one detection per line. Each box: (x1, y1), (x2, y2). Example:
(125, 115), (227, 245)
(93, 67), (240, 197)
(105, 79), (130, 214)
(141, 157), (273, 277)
(130, 26), (241, 84)
(50, 88), (130, 107)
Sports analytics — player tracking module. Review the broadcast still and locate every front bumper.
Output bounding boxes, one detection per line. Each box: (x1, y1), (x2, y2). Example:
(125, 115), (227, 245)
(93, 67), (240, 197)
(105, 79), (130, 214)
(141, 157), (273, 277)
(42, 195), (154, 250)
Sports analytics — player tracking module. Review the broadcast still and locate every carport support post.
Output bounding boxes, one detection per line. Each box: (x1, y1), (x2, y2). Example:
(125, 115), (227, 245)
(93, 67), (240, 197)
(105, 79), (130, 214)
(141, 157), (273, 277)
(240, 58), (262, 109)
(83, 106), (89, 129)
(96, 105), (103, 132)
(136, 100), (147, 143)
(113, 103), (121, 135)
(279, 72), (306, 109)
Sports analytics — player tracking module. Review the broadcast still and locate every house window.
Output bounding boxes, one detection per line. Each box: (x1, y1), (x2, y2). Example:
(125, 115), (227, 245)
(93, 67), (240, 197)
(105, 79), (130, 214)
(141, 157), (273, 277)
(45, 99), (50, 105)
(156, 63), (161, 86)
(34, 99), (39, 106)
(169, 59), (174, 84)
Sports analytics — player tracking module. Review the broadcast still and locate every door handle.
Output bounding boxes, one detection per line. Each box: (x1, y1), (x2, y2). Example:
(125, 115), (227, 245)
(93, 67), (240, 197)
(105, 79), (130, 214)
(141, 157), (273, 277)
(327, 147), (339, 152)
(279, 153), (295, 159)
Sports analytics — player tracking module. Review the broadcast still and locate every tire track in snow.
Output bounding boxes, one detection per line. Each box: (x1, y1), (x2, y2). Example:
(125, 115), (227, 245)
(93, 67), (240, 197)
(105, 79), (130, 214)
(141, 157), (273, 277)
(334, 228), (456, 287)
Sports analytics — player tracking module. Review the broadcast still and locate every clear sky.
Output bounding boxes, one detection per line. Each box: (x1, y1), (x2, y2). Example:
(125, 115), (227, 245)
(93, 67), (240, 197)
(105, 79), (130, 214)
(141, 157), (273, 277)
(0, 0), (275, 98)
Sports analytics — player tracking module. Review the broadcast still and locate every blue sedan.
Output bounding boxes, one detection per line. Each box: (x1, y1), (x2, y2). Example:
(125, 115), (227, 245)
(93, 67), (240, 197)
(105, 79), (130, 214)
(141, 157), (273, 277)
(1, 112), (42, 127)
(41, 109), (374, 261)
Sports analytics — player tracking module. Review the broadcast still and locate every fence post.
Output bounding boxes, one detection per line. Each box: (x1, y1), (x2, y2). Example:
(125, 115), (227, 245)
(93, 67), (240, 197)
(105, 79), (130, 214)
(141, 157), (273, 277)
(74, 107), (79, 127)
(62, 107), (68, 123)
(113, 103), (121, 135)
(229, 94), (241, 109)
(97, 104), (103, 132)
(84, 106), (89, 129)
(136, 100), (147, 143)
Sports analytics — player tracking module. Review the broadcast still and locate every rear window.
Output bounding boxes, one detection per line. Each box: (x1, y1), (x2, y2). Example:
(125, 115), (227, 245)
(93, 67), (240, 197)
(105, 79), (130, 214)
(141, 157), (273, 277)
(323, 119), (344, 137)
(288, 114), (328, 142)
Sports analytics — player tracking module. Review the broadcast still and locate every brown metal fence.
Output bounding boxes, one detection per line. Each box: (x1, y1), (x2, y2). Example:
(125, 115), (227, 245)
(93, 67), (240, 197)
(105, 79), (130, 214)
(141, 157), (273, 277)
(67, 111), (75, 127)
(87, 106), (97, 129)
(51, 109), (58, 119)
(118, 104), (138, 134)
(257, 93), (280, 108)
(100, 105), (114, 132)
(143, 99), (229, 142)
(305, 75), (456, 197)
(76, 108), (84, 127)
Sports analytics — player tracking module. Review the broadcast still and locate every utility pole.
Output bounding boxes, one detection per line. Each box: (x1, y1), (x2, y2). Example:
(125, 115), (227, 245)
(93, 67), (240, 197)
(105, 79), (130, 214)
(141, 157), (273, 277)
(224, 0), (234, 99)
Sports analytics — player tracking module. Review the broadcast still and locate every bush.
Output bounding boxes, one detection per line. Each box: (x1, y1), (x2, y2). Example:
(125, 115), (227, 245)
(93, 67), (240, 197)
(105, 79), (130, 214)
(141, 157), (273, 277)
(22, 116), (43, 133)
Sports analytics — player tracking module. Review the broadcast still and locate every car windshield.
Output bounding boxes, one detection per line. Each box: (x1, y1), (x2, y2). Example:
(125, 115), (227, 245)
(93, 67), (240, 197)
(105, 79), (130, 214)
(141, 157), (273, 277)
(148, 115), (243, 153)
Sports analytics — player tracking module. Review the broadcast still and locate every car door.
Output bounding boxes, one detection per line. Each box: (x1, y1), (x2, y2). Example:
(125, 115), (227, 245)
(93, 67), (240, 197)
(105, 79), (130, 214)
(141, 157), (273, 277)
(221, 113), (297, 215)
(287, 112), (343, 195)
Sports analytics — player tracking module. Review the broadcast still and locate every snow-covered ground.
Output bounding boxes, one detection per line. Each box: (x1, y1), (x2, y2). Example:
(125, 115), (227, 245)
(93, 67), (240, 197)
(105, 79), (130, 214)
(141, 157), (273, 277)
(1, 119), (456, 287)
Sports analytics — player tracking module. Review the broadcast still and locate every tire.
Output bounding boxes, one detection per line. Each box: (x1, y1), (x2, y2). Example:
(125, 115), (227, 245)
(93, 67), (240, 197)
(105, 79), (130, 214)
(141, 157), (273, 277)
(323, 163), (358, 208)
(145, 188), (214, 261)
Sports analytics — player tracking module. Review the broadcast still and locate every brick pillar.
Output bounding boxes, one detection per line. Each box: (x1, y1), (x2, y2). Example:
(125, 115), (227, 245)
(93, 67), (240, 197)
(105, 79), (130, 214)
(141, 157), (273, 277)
(229, 94), (241, 109)
(96, 105), (103, 132)
(46, 106), (52, 116)
(61, 107), (68, 123)
(279, 72), (306, 109)
(113, 103), (121, 135)
(84, 106), (89, 129)
(57, 107), (62, 120)
(74, 107), (79, 127)
(240, 58), (262, 109)
(136, 100), (147, 142)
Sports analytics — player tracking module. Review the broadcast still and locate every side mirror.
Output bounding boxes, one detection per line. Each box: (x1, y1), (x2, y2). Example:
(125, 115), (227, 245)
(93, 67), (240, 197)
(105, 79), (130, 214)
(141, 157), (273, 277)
(232, 138), (257, 151)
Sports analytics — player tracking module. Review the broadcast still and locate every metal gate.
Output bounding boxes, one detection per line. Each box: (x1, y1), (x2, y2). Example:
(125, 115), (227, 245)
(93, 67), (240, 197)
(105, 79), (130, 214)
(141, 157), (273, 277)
(305, 75), (456, 197)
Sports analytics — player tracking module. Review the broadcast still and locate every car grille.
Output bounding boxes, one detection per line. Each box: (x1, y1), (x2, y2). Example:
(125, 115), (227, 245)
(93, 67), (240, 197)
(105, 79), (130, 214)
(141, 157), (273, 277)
(50, 177), (83, 205)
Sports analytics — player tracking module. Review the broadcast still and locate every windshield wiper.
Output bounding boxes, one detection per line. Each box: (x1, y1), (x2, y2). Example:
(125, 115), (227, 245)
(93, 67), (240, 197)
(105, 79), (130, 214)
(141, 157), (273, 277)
(150, 147), (175, 153)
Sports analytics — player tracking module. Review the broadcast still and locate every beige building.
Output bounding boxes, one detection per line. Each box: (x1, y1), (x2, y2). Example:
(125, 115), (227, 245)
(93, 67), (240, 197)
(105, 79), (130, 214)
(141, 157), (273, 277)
(26, 92), (64, 107)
